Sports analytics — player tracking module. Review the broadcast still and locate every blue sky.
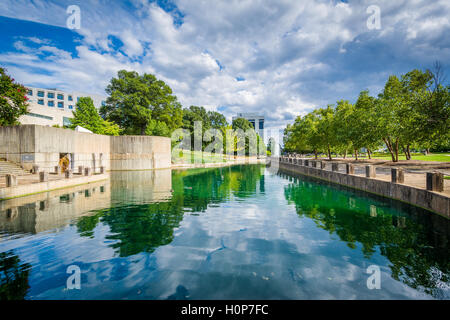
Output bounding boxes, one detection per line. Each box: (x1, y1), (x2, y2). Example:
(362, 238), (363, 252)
(0, 0), (449, 130)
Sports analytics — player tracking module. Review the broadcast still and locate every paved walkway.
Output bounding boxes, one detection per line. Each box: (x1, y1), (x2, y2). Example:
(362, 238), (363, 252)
(0, 173), (86, 189)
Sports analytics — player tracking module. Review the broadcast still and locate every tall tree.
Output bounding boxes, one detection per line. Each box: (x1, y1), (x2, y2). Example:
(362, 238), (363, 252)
(315, 105), (337, 160)
(70, 97), (121, 135)
(0, 68), (28, 126)
(101, 70), (182, 135)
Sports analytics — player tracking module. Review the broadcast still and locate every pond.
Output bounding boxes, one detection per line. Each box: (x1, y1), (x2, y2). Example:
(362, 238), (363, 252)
(0, 164), (448, 300)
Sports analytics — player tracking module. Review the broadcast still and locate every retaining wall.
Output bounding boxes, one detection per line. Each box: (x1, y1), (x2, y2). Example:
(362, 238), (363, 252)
(271, 157), (450, 219)
(110, 135), (171, 170)
(0, 125), (171, 171)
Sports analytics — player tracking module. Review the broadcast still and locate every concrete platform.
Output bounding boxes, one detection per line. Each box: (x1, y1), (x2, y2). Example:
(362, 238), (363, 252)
(0, 173), (109, 200)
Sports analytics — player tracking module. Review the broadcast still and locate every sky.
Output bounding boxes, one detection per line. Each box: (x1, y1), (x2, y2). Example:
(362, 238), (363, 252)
(0, 0), (449, 132)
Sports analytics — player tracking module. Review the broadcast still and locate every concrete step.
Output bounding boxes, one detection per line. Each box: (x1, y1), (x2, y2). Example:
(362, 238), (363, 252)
(0, 159), (30, 177)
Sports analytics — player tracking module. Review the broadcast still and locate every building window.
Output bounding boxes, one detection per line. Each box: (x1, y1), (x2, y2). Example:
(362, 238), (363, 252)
(57, 94), (64, 100)
(68, 95), (73, 101)
(259, 120), (264, 130)
(48, 92), (55, 99)
(48, 100), (54, 107)
(37, 91), (44, 97)
(27, 89), (33, 96)
(249, 120), (255, 128)
(68, 105), (74, 110)
(77, 97), (80, 102)
(58, 102), (64, 108)
(63, 117), (72, 127)
(101, 100), (106, 107)
(38, 99), (44, 105)
(28, 112), (53, 120)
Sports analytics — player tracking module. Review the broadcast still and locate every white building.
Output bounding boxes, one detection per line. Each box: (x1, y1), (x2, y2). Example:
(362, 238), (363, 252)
(232, 113), (265, 141)
(19, 86), (107, 127)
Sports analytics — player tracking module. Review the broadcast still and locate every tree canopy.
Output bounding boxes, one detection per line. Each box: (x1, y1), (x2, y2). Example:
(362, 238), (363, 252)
(0, 68), (28, 126)
(70, 97), (121, 135)
(283, 66), (450, 161)
(101, 70), (182, 136)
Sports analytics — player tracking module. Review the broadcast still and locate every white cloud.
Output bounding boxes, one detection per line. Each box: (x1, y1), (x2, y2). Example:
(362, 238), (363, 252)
(0, 0), (449, 129)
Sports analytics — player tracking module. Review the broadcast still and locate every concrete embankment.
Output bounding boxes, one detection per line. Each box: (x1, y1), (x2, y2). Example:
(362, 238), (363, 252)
(0, 173), (109, 200)
(271, 157), (449, 219)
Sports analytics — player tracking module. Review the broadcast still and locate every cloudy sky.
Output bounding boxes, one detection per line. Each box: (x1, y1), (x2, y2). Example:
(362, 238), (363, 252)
(0, 0), (449, 131)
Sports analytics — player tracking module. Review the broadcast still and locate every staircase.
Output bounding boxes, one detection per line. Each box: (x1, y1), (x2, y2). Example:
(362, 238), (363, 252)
(0, 159), (30, 177)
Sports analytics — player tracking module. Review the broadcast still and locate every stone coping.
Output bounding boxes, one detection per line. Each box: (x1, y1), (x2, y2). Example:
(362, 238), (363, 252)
(273, 157), (449, 219)
(0, 173), (109, 201)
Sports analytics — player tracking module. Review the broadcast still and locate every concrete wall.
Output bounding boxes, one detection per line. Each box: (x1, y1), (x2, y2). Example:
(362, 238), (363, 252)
(272, 157), (450, 219)
(110, 135), (171, 170)
(0, 125), (36, 165)
(0, 125), (171, 172)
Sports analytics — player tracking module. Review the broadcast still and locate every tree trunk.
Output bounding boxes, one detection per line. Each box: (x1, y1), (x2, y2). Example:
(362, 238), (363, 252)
(367, 148), (372, 160)
(140, 124), (147, 136)
(314, 149), (318, 160)
(328, 144), (332, 161)
(407, 144), (411, 160)
(394, 139), (399, 162)
(343, 150), (347, 159)
(383, 137), (396, 162)
(402, 146), (409, 160)
(354, 149), (358, 161)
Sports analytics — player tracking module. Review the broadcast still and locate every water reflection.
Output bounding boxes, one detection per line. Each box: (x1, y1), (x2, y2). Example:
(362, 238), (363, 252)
(0, 251), (31, 300)
(280, 171), (450, 299)
(0, 181), (111, 235)
(0, 165), (448, 300)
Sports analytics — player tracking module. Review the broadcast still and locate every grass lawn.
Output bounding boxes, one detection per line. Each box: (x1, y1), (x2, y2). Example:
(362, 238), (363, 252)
(172, 149), (229, 164)
(370, 153), (450, 162)
(308, 152), (450, 162)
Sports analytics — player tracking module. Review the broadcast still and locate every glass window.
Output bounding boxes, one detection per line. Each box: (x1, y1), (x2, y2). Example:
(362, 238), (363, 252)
(48, 92), (55, 99)
(101, 100), (106, 106)
(28, 113), (53, 120)
(27, 89), (33, 96)
(38, 99), (44, 105)
(57, 94), (64, 100)
(37, 91), (44, 97)
(68, 95), (73, 101)
(48, 100), (54, 107)
(68, 105), (73, 110)
(58, 102), (64, 108)
(259, 120), (264, 130)
(63, 117), (72, 126)
(77, 97), (80, 102)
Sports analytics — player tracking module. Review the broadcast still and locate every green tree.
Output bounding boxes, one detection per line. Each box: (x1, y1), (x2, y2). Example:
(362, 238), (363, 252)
(70, 97), (121, 135)
(231, 117), (262, 156)
(0, 68), (28, 126)
(101, 70), (182, 135)
(315, 105), (338, 160)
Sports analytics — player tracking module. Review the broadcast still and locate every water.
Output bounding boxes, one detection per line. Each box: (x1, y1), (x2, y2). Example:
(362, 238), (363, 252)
(0, 164), (448, 300)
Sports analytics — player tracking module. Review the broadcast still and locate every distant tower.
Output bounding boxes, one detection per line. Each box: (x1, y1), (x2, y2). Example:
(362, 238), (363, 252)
(232, 113), (265, 141)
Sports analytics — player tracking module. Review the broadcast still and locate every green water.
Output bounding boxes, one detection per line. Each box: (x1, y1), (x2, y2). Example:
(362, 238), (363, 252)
(0, 165), (448, 300)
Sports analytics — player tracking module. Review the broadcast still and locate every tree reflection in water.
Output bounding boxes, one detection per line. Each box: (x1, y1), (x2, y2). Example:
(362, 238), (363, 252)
(0, 251), (31, 300)
(281, 172), (449, 299)
(75, 165), (265, 257)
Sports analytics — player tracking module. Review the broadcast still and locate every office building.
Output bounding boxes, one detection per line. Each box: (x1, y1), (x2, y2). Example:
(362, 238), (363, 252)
(232, 113), (265, 141)
(19, 86), (107, 127)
